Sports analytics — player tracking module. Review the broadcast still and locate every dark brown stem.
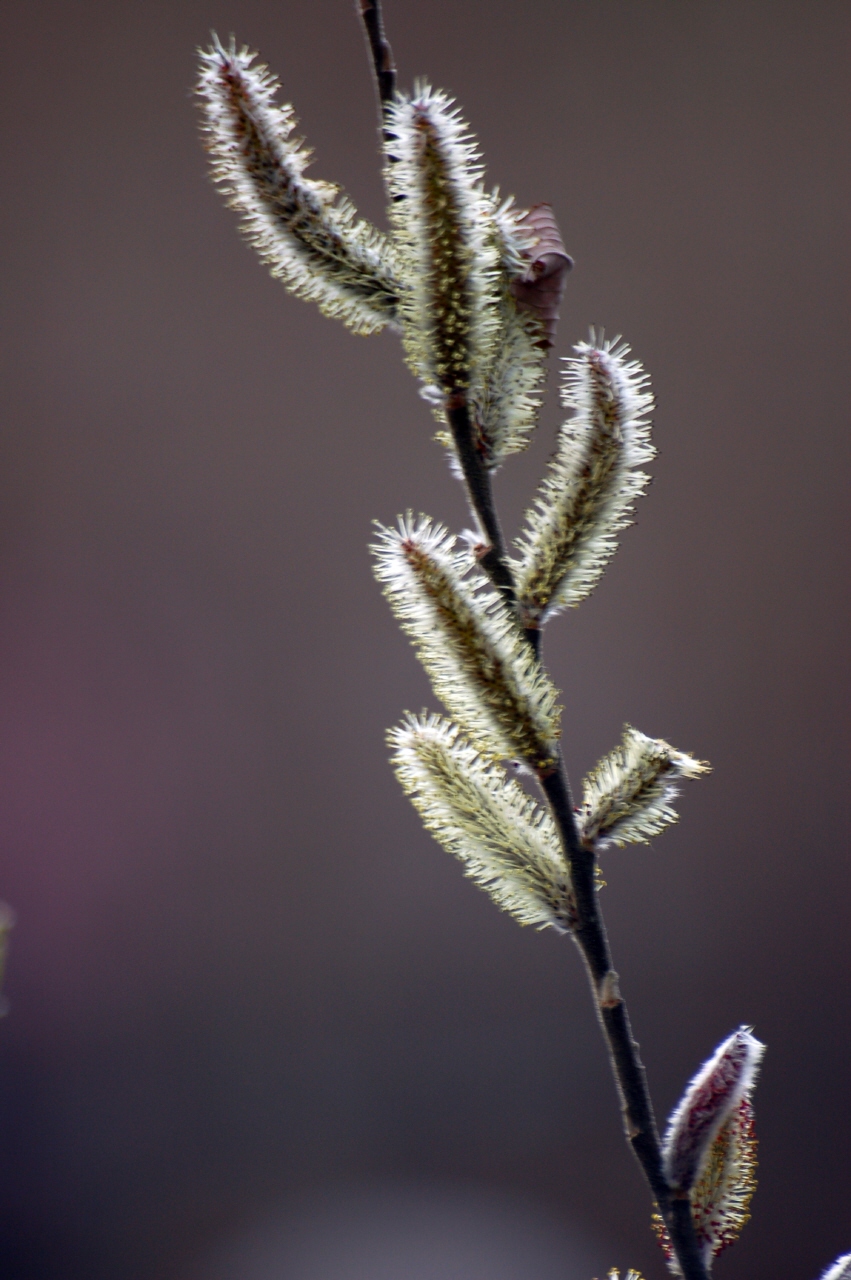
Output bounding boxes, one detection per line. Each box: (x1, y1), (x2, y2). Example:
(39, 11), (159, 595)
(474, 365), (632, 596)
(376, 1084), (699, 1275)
(538, 763), (709, 1280)
(669, 1198), (709, 1278)
(358, 0), (397, 109)
(357, 6), (709, 1277)
(445, 398), (517, 609)
(445, 397), (708, 1277)
(524, 624), (542, 659)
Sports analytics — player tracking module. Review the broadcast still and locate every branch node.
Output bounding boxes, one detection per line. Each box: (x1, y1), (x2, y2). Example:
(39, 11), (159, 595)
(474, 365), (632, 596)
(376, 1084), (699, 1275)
(599, 969), (622, 1009)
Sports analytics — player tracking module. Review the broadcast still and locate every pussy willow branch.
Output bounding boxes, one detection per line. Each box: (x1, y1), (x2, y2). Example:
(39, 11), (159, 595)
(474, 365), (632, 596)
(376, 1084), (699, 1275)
(356, 15), (710, 1278)
(359, 3), (521, 618)
(453, 436), (707, 1280)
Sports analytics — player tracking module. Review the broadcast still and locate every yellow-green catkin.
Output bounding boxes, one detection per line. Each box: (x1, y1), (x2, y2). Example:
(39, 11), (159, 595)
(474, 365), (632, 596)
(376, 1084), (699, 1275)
(198, 38), (401, 334)
(515, 337), (654, 626)
(372, 515), (560, 771)
(580, 725), (709, 848)
(391, 714), (575, 930)
(384, 86), (500, 401)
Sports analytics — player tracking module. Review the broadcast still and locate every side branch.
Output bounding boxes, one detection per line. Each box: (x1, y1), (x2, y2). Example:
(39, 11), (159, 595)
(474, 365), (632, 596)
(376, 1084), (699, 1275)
(539, 763), (710, 1280)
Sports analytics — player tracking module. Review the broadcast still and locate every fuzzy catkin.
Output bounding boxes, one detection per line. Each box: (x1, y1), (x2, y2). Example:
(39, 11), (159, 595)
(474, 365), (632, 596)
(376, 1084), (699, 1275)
(689, 1098), (759, 1265)
(197, 38), (401, 335)
(515, 337), (654, 624)
(391, 714), (575, 930)
(653, 1029), (764, 1269)
(463, 198), (550, 469)
(662, 1028), (765, 1195)
(580, 725), (710, 848)
(385, 86), (500, 399)
(372, 515), (560, 771)
(654, 1097), (760, 1269)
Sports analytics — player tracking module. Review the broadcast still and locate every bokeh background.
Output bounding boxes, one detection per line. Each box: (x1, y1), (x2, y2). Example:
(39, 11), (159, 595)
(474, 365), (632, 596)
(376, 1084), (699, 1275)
(0, 1), (848, 1276)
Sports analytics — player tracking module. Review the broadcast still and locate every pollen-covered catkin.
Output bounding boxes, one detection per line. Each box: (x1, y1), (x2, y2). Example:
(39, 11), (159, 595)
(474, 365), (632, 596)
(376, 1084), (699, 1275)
(461, 198), (550, 469)
(372, 515), (560, 770)
(689, 1097), (759, 1265)
(580, 725), (709, 848)
(390, 714), (575, 930)
(384, 86), (500, 400)
(197, 38), (401, 334)
(515, 337), (654, 625)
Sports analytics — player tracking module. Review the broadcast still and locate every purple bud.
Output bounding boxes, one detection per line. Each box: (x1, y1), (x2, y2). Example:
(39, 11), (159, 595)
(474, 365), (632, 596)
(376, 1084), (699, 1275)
(663, 1026), (765, 1194)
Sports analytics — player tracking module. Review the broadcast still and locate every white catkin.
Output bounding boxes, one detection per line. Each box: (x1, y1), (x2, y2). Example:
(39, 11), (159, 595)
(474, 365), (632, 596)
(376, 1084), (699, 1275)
(514, 336), (654, 625)
(390, 714), (575, 931)
(466, 197), (548, 469)
(579, 725), (709, 848)
(372, 514), (560, 770)
(384, 85), (501, 400)
(197, 37), (401, 335)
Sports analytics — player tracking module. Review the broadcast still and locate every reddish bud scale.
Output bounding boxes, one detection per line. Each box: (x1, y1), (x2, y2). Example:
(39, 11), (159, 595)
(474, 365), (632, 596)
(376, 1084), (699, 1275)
(653, 1097), (759, 1268)
(663, 1027), (764, 1195)
(510, 204), (572, 348)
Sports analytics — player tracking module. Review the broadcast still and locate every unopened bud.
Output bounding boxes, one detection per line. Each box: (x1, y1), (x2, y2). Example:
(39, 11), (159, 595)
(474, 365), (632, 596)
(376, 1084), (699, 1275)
(510, 204), (572, 349)
(663, 1026), (765, 1194)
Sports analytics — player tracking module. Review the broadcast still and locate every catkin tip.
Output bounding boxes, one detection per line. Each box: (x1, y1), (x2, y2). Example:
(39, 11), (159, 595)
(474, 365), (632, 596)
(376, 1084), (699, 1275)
(515, 334), (654, 623)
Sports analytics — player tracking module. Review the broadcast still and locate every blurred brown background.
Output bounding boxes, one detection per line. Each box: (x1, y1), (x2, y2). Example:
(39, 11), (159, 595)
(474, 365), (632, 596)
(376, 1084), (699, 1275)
(0, 1), (848, 1276)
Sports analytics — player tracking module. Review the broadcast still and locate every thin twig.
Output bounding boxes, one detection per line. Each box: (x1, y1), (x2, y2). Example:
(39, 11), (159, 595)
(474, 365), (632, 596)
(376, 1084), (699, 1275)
(445, 398), (517, 608)
(358, 0), (397, 109)
(357, 7), (710, 1278)
(538, 765), (710, 1280)
(450, 365), (709, 1280)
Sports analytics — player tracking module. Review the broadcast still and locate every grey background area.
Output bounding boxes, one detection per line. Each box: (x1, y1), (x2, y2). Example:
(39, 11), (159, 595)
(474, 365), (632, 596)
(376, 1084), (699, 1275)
(0, 1), (848, 1277)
